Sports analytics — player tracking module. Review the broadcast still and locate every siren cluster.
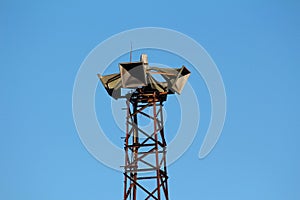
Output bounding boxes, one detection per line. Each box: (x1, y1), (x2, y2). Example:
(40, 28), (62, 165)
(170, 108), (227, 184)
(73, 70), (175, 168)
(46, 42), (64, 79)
(98, 54), (190, 101)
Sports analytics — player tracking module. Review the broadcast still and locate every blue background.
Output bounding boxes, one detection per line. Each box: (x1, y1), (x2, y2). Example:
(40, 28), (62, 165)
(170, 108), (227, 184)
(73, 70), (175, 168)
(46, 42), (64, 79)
(1, 0), (300, 199)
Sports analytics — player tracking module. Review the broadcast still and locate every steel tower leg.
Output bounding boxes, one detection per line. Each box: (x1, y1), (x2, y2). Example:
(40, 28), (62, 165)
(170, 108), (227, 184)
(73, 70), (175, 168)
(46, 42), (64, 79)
(123, 93), (169, 200)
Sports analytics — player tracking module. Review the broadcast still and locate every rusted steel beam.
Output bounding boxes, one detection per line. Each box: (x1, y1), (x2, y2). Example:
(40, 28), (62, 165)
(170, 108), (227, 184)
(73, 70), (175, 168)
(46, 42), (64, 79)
(123, 93), (169, 200)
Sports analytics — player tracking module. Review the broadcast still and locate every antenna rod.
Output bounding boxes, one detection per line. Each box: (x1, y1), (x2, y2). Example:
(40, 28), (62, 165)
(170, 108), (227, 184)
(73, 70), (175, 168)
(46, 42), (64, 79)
(130, 41), (132, 63)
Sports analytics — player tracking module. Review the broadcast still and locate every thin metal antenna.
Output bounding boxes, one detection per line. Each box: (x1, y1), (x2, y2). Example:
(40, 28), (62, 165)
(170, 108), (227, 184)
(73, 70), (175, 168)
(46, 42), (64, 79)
(130, 41), (132, 63)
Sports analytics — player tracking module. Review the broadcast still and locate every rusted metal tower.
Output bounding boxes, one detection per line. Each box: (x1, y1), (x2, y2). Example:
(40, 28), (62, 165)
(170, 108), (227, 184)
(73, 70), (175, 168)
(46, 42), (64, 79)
(98, 54), (190, 200)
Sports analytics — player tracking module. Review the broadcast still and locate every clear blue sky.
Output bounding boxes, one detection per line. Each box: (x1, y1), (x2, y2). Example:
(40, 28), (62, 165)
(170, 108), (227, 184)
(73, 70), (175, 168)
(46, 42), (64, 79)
(1, 0), (300, 199)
